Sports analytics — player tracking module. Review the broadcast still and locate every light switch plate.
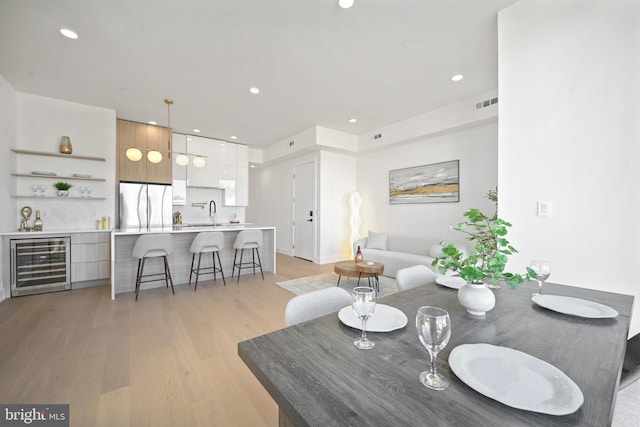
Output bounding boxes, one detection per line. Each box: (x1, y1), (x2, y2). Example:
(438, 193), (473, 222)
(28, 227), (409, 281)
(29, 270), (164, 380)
(537, 201), (551, 217)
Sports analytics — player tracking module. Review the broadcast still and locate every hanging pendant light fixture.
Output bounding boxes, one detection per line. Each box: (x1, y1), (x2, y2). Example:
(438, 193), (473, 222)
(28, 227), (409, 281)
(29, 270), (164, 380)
(146, 99), (171, 164)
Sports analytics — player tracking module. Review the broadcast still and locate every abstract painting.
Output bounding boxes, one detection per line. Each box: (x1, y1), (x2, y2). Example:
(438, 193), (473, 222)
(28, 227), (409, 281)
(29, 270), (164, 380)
(389, 160), (459, 204)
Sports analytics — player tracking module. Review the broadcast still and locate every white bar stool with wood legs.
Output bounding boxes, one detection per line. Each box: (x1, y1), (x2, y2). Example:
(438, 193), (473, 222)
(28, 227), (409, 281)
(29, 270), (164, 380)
(232, 229), (264, 283)
(189, 231), (226, 290)
(132, 234), (175, 301)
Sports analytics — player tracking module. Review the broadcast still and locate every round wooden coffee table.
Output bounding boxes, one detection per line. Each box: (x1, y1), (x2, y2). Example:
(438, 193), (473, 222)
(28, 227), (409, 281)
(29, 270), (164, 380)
(334, 260), (375, 286)
(356, 261), (384, 292)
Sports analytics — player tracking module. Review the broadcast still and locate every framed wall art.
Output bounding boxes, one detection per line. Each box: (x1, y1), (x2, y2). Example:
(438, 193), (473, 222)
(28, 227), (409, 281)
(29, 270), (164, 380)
(389, 160), (459, 204)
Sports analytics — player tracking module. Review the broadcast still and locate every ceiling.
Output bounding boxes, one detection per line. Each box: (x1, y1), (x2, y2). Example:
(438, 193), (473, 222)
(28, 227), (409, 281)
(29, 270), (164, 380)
(0, 0), (517, 148)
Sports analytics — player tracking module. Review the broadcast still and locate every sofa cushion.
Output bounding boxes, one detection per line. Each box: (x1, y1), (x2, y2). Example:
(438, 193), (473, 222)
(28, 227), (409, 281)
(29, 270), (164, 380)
(366, 231), (388, 250)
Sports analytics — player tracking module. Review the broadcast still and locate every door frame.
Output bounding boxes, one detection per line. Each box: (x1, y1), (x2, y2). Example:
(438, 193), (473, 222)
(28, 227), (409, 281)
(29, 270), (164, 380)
(292, 160), (318, 262)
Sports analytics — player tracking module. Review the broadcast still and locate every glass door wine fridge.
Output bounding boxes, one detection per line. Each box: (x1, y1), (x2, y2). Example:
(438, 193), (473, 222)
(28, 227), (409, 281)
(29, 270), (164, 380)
(10, 236), (71, 297)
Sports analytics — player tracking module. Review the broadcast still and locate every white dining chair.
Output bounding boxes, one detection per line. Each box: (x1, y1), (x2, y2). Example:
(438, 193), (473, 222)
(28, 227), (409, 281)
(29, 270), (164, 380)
(284, 287), (352, 327)
(613, 334), (640, 425)
(612, 365), (640, 426)
(395, 265), (437, 291)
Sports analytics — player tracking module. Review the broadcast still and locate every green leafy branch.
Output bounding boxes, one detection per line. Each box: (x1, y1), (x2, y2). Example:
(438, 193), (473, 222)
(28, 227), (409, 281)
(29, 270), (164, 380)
(432, 188), (537, 288)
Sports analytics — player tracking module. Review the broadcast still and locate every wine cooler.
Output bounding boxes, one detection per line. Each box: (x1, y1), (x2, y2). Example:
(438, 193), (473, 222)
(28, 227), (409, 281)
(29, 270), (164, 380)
(10, 236), (71, 297)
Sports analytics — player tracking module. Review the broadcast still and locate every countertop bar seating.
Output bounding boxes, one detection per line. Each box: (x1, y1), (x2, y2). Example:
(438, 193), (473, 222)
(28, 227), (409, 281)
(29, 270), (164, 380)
(239, 281), (633, 427)
(110, 225), (275, 299)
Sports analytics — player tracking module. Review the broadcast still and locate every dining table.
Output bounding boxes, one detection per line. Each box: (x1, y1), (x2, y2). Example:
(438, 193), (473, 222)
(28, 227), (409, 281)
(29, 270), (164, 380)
(238, 280), (634, 427)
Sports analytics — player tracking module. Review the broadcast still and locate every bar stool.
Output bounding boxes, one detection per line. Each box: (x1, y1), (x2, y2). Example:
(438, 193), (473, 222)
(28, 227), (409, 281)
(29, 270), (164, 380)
(232, 229), (264, 283)
(189, 231), (226, 290)
(132, 234), (175, 301)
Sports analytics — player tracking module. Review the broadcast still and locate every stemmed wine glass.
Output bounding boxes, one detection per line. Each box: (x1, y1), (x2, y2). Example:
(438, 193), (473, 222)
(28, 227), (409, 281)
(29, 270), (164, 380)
(352, 286), (377, 350)
(39, 185), (46, 196)
(530, 260), (550, 295)
(416, 306), (451, 390)
(33, 185), (39, 196)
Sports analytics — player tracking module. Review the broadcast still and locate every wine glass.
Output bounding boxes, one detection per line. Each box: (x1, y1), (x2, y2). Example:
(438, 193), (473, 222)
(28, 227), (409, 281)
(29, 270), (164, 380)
(32, 185), (39, 196)
(80, 187), (86, 197)
(86, 187), (92, 198)
(39, 185), (46, 196)
(352, 286), (377, 350)
(416, 306), (451, 390)
(530, 260), (550, 295)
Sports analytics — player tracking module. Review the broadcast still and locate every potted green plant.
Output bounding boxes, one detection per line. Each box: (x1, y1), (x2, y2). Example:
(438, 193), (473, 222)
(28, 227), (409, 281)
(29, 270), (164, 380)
(54, 181), (72, 197)
(432, 188), (536, 315)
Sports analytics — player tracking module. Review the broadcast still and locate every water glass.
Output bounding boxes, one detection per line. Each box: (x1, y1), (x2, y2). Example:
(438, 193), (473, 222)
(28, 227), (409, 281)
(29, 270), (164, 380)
(416, 306), (451, 390)
(530, 260), (550, 295)
(352, 286), (377, 350)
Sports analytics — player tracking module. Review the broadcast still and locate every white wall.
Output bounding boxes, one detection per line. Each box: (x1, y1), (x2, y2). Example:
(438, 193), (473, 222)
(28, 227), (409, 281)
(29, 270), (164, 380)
(248, 152), (320, 255)
(498, 0), (640, 335)
(0, 74), (17, 300)
(248, 149), (358, 261)
(356, 121), (498, 245)
(15, 94), (116, 230)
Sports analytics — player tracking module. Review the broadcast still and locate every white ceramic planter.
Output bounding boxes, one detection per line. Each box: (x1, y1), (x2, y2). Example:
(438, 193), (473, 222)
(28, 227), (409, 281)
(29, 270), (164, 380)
(458, 282), (495, 316)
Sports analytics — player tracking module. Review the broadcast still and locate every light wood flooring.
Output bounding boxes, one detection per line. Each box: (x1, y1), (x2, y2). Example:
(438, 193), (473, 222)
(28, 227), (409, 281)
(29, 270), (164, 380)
(0, 253), (333, 427)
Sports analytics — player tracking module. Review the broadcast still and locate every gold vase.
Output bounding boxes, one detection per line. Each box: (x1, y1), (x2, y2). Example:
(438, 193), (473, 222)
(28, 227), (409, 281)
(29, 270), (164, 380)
(59, 136), (73, 154)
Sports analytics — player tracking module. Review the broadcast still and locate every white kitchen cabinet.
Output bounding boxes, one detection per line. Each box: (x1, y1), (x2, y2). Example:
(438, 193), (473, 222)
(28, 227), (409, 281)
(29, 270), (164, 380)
(172, 133), (187, 205)
(222, 144), (248, 206)
(71, 232), (110, 286)
(186, 136), (225, 188)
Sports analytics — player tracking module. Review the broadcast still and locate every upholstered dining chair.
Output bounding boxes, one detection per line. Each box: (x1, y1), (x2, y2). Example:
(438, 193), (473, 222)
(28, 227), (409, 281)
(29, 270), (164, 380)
(613, 334), (640, 426)
(395, 265), (437, 292)
(285, 287), (352, 327)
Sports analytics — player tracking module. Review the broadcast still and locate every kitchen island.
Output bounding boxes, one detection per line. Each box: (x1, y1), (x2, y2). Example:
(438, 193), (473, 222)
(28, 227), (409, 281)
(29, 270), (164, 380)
(111, 225), (276, 299)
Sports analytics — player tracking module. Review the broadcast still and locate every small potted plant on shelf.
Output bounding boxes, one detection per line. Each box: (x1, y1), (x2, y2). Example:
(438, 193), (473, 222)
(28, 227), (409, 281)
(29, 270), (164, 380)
(54, 181), (72, 197)
(432, 188), (536, 316)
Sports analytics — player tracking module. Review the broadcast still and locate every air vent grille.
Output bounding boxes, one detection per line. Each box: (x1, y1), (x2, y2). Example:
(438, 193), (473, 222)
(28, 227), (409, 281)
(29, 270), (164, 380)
(476, 97), (498, 110)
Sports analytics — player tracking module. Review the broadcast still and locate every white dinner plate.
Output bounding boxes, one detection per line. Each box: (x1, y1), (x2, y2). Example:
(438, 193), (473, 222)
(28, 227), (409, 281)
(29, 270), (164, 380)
(532, 294), (618, 318)
(31, 171), (56, 176)
(435, 276), (466, 289)
(338, 304), (408, 332)
(449, 343), (583, 416)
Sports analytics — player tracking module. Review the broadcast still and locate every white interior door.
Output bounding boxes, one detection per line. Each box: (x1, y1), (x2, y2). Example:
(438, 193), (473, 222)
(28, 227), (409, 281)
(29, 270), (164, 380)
(294, 162), (315, 261)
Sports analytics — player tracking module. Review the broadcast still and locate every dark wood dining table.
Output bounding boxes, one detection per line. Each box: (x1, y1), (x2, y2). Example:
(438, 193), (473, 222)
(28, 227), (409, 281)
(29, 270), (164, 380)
(238, 280), (634, 427)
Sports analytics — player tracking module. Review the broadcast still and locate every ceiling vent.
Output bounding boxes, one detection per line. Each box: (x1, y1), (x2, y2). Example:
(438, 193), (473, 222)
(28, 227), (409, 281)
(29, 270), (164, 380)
(476, 97), (498, 110)
(371, 133), (383, 140)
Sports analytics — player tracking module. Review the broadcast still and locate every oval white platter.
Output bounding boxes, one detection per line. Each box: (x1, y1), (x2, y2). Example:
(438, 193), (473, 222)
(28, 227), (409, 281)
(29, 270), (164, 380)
(338, 304), (408, 332)
(435, 276), (466, 289)
(449, 343), (584, 416)
(532, 294), (618, 318)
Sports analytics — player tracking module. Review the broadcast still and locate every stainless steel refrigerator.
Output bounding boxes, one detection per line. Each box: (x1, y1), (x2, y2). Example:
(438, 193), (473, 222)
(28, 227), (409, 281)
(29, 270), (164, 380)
(119, 182), (173, 229)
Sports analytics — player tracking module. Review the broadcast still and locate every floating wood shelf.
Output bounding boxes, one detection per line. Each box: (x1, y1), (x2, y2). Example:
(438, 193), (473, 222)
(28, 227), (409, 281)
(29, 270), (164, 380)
(11, 173), (106, 182)
(10, 148), (106, 162)
(11, 195), (107, 200)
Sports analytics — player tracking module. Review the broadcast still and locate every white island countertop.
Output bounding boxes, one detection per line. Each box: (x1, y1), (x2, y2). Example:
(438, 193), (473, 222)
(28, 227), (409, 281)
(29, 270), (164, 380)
(112, 224), (273, 236)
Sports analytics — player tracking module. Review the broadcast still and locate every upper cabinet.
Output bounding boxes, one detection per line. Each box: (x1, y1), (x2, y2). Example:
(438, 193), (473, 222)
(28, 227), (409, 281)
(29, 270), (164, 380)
(185, 135), (226, 188)
(181, 135), (248, 206)
(117, 119), (172, 184)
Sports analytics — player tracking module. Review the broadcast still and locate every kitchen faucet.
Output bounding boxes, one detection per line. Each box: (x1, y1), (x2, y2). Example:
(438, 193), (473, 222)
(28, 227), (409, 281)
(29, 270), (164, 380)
(209, 200), (217, 225)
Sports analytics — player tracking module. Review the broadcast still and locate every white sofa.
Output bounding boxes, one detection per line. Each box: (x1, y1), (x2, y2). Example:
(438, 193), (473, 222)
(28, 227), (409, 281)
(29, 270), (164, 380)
(353, 231), (462, 279)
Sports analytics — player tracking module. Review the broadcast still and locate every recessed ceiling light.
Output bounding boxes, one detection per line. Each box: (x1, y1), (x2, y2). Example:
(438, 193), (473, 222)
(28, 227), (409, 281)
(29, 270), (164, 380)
(451, 74), (464, 82)
(186, 137), (192, 141)
(60, 28), (78, 39)
(148, 121), (157, 125)
(339, 0), (354, 9)
(230, 135), (237, 140)
(349, 118), (357, 123)
(249, 87), (260, 94)
(250, 164), (256, 168)
(193, 129), (200, 133)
